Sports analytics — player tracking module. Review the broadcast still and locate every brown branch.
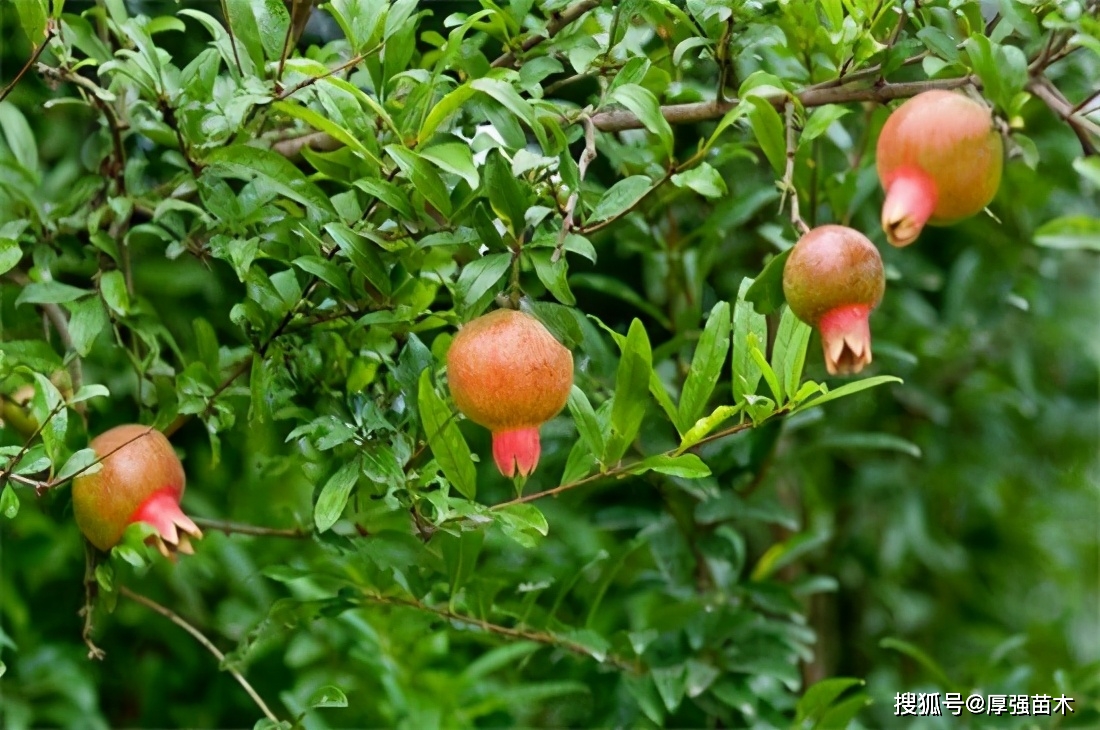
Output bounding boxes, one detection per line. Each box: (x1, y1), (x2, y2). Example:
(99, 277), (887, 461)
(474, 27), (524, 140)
(192, 516), (308, 539)
(0, 21), (55, 104)
(80, 540), (105, 660)
(275, 44), (383, 101)
(1027, 76), (1100, 156)
(589, 76), (979, 132)
(553, 115), (597, 262)
(781, 102), (810, 236)
(271, 130), (343, 160)
(491, 0), (602, 69)
(120, 586), (281, 724)
(492, 414), (772, 509)
(363, 592), (640, 673)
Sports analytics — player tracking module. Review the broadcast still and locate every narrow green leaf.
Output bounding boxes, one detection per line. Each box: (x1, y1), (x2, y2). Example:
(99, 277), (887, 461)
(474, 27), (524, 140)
(744, 247), (792, 315)
(15, 281), (89, 306)
(1034, 216), (1100, 251)
(324, 222), (391, 296)
(879, 637), (954, 689)
(771, 305), (811, 405)
(567, 386), (603, 460)
(273, 100), (381, 166)
(815, 432), (922, 458)
(454, 253), (511, 311)
(0, 102), (39, 175)
(67, 296), (109, 356)
(678, 301), (731, 429)
(483, 149), (530, 234)
(529, 250), (575, 306)
(99, 270), (129, 315)
(0, 239), (21, 277)
(314, 461), (359, 532)
(385, 145), (452, 218)
(801, 104), (850, 143)
(419, 370), (477, 499)
(748, 334), (783, 404)
(56, 448), (101, 482)
(589, 176), (653, 223)
(604, 319), (652, 463)
(670, 162), (727, 199)
(796, 677), (865, 724)
(732, 277), (767, 404)
(0, 484), (18, 519)
(745, 96), (785, 174)
(420, 142), (479, 188)
(206, 145), (336, 214)
(626, 453), (711, 479)
(308, 685), (349, 709)
(610, 84), (674, 156)
(792, 375), (902, 412)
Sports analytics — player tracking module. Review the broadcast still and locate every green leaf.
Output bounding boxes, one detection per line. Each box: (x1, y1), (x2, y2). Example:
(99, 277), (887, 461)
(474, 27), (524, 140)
(0, 239), (21, 277)
(604, 319), (652, 463)
(626, 453), (711, 479)
(226, 0), (266, 71)
(420, 142), (479, 189)
(678, 301), (731, 429)
(567, 386), (604, 463)
(880, 637), (954, 689)
(0, 102), (39, 175)
(13, 0), (47, 44)
(745, 247), (791, 315)
(56, 448), (101, 482)
(670, 162), (727, 199)
(651, 664), (687, 712)
(353, 177), (415, 220)
(732, 277), (767, 404)
(570, 274), (671, 330)
(67, 296), (109, 356)
(15, 281), (90, 306)
(206, 146), (335, 215)
(749, 335), (783, 404)
(0, 484), (18, 519)
(1034, 216), (1100, 251)
(99, 270), (130, 315)
(470, 77), (536, 129)
(796, 677), (866, 724)
(385, 145), (452, 218)
(1073, 157), (1100, 189)
(483, 149), (529, 234)
(324, 222), (391, 296)
(801, 104), (850, 143)
(273, 101), (381, 166)
(676, 404), (742, 454)
(308, 685), (349, 709)
(529, 250), (575, 306)
(745, 96), (785, 175)
(590, 176), (653, 223)
(815, 432), (922, 458)
(793, 375), (902, 412)
(314, 461), (360, 532)
(496, 503), (549, 547)
(419, 370), (477, 499)
(964, 35), (1026, 112)
(454, 253), (512, 311)
(771, 306), (811, 405)
(609, 84), (674, 157)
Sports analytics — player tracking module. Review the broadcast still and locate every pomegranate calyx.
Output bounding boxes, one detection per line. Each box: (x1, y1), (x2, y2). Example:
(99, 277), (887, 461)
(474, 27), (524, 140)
(818, 304), (874, 376)
(492, 427), (542, 479)
(129, 487), (203, 556)
(882, 166), (938, 247)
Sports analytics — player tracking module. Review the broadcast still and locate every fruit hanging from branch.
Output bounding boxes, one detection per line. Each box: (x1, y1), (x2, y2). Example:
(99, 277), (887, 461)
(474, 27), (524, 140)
(783, 225), (886, 376)
(72, 425), (202, 557)
(877, 90), (1004, 247)
(446, 308), (574, 478)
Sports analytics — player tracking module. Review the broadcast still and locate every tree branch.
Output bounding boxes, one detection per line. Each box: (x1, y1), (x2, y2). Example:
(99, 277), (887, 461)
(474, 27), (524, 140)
(781, 102), (810, 236)
(0, 21), (55, 104)
(553, 114), (597, 262)
(120, 586), (281, 724)
(491, 0), (602, 69)
(362, 591), (640, 673)
(192, 516), (308, 539)
(80, 540), (105, 660)
(1027, 76), (1100, 156)
(271, 130), (344, 160)
(275, 42), (384, 101)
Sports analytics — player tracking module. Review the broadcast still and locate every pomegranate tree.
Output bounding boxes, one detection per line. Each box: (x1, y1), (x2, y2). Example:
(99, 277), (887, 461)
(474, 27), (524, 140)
(876, 90), (1003, 246)
(72, 425), (202, 557)
(783, 225), (886, 376)
(447, 308), (574, 478)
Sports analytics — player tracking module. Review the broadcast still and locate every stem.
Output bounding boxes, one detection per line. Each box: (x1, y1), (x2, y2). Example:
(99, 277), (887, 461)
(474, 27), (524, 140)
(192, 516), (308, 539)
(782, 102), (810, 236)
(0, 23), (55, 104)
(553, 115), (597, 262)
(120, 586), (281, 724)
(491, 0), (603, 69)
(492, 414), (776, 509)
(80, 540), (106, 660)
(275, 43), (384, 101)
(218, 0), (245, 78)
(362, 591), (640, 673)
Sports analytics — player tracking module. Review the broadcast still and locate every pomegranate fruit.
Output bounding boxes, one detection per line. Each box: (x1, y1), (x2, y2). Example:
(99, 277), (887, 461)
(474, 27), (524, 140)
(72, 424), (201, 557)
(876, 90), (1003, 246)
(783, 225), (885, 376)
(446, 308), (573, 478)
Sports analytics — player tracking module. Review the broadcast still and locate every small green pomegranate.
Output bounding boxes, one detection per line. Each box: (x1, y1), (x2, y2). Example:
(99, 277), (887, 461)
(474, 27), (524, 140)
(783, 225), (885, 376)
(447, 309), (573, 478)
(72, 425), (201, 557)
(877, 90), (1003, 246)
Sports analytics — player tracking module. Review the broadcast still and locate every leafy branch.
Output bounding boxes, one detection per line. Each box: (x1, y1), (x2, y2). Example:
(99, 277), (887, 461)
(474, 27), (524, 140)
(361, 591), (640, 674)
(491, 0), (603, 69)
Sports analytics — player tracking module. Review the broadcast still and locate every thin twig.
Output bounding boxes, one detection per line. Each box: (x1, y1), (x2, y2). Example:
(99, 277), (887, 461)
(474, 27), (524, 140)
(0, 400), (65, 492)
(363, 592), (641, 673)
(492, 414), (772, 509)
(218, 0), (245, 78)
(781, 102), (810, 235)
(553, 115), (597, 262)
(275, 43), (384, 101)
(491, 0), (603, 68)
(1071, 87), (1100, 115)
(80, 540), (105, 660)
(163, 355), (253, 438)
(1027, 76), (1100, 156)
(192, 516), (308, 539)
(120, 586), (281, 724)
(0, 22), (55, 104)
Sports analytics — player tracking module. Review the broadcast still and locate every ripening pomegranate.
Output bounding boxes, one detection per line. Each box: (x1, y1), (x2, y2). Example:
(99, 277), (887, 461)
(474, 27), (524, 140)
(783, 225), (885, 376)
(876, 90), (1003, 246)
(72, 424), (202, 557)
(446, 308), (573, 478)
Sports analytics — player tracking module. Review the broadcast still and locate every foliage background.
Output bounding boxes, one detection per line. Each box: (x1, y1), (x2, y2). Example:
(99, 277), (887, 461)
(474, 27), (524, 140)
(0, 0), (1097, 728)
